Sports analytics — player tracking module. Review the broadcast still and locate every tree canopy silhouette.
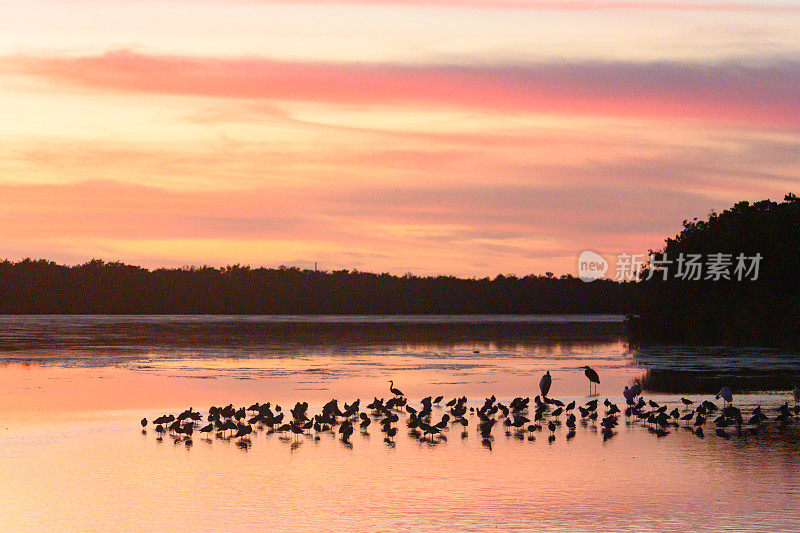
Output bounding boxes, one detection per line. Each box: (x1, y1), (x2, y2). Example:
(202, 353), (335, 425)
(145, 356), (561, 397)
(633, 193), (800, 347)
(0, 259), (633, 315)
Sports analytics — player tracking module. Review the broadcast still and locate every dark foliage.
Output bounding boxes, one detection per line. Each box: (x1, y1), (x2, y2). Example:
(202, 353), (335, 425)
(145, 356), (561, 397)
(0, 259), (633, 315)
(634, 193), (800, 347)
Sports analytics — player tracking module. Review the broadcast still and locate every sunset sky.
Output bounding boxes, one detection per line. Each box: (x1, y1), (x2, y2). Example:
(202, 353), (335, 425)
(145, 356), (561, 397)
(1, 0), (799, 276)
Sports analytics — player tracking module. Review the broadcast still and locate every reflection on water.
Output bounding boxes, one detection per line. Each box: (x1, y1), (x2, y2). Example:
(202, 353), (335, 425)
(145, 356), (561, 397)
(0, 314), (625, 361)
(633, 345), (800, 393)
(1, 315), (799, 531)
(640, 369), (800, 394)
(2, 399), (800, 532)
(2, 315), (798, 394)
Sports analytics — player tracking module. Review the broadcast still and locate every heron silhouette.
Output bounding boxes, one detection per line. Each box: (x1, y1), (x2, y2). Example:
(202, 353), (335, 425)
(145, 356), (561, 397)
(581, 366), (600, 395)
(539, 371), (552, 398)
(388, 380), (404, 397)
(716, 387), (733, 407)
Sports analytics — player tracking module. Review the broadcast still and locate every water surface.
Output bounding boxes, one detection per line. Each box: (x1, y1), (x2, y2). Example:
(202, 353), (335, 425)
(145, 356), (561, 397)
(0, 315), (798, 532)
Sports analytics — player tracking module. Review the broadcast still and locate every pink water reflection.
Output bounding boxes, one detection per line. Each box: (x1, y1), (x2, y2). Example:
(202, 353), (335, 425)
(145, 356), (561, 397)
(1, 316), (798, 531)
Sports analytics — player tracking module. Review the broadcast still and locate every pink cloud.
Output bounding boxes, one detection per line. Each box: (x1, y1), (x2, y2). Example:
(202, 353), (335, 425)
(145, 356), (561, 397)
(9, 51), (800, 129)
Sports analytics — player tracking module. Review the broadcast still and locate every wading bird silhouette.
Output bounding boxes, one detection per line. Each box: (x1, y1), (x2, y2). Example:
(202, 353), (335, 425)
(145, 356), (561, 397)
(389, 380), (404, 397)
(581, 366), (600, 396)
(630, 379), (642, 400)
(716, 387), (733, 407)
(539, 371), (552, 398)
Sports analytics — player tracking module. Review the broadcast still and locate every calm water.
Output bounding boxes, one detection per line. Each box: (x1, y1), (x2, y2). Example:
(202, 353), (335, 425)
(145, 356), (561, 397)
(0, 315), (799, 532)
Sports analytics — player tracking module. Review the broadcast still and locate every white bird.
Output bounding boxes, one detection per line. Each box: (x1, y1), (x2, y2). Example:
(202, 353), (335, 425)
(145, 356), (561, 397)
(539, 371), (552, 398)
(716, 387), (733, 407)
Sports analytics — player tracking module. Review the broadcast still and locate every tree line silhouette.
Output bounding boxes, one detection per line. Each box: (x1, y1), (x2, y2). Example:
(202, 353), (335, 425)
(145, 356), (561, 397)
(633, 193), (800, 348)
(0, 259), (634, 315)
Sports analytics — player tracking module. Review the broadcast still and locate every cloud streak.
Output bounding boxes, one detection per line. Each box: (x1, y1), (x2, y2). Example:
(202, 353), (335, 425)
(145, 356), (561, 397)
(8, 51), (800, 129)
(0, 176), (766, 271)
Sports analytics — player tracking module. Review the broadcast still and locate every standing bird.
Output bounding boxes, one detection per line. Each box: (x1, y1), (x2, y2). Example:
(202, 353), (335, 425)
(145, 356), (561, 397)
(140, 418), (147, 428)
(388, 380), (404, 397)
(630, 379), (642, 400)
(623, 386), (635, 404)
(539, 371), (552, 399)
(716, 387), (733, 407)
(581, 366), (600, 396)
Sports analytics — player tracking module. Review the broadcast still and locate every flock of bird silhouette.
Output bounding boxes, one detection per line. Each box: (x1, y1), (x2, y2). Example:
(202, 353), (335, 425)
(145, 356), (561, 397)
(140, 366), (800, 450)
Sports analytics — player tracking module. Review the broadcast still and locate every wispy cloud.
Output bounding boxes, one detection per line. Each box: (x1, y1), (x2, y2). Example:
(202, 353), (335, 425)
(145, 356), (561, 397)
(8, 51), (799, 129)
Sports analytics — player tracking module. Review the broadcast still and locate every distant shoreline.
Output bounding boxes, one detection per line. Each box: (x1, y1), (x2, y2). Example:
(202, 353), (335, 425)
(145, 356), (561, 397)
(0, 259), (634, 315)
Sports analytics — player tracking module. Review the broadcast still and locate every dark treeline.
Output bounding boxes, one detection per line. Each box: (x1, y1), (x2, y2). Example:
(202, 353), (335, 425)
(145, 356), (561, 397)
(633, 194), (800, 348)
(0, 259), (634, 315)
